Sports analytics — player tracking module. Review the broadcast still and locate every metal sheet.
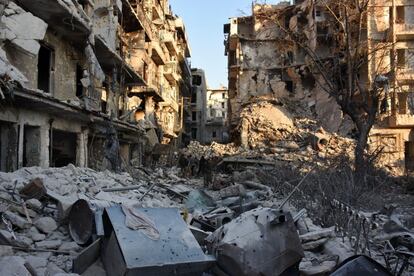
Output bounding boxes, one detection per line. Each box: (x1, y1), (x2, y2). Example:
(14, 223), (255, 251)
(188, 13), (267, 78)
(104, 206), (215, 275)
(206, 207), (303, 276)
(72, 238), (101, 274)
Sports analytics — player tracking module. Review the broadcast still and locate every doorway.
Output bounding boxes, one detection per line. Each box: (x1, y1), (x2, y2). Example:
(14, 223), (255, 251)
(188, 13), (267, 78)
(51, 130), (77, 167)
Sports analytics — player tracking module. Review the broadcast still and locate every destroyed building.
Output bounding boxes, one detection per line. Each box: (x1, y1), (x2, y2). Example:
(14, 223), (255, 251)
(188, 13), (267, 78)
(188, 68), (208, 143)
(187, 69), (229, 144)
(223, 0), (414, 173)
(0, 0), (191, 172)
(205, 86), (229, 144)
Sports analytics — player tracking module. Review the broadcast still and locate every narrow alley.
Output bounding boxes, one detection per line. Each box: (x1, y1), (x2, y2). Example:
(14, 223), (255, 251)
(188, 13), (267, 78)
(0, 0), (413, 275)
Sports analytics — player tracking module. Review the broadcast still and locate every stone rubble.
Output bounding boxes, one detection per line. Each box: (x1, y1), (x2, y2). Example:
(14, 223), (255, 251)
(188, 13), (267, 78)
(0, 161), (411, 275)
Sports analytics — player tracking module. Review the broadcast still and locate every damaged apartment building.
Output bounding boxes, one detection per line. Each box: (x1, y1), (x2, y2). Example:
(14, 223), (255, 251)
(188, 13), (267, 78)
(188, 69), (229, 144)
(0, 0), (191, 172)
(224, 0), (414, 173)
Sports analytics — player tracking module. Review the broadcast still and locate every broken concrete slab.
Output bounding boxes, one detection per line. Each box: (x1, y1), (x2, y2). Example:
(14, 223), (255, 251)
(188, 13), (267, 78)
(34, 217), (58, 234)
(299, 260), (337, 275)
(322, 238), (354, 263)
(4, 210), (31, 229)
(300, 227), (335, 243)
(302, 238), (329, 251)
(26, 198), (42, 210)
(25, 255), (48, 270)
(0, 256), (32, 276)
(0, 245), (13, 257)
(0, 47), (28, 84)
(58, 241), (80, 252)
(1, 2), (48, 55)
(35, 239), (62, 249)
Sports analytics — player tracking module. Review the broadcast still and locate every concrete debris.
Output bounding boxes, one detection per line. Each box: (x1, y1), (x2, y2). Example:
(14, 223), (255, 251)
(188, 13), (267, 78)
(300, 260), (337, 276)
(300, 227), (335, 243)
(34, 217), (58, 234)
(35, 240), (63, 250)
(0, 160), (406, 275)
(0, 47), (28, 85)
(1, 2), (48, 55)
(0, 245), (13, 257)
(239, 102), (294, 149)
(0, 256), (32, 276)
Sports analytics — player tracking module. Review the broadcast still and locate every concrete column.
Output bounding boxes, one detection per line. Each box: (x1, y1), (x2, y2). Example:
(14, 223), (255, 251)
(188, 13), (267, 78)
(76, 128), (89, 168)
(17, 122), (24, 169)
(39, 125), (50, 168)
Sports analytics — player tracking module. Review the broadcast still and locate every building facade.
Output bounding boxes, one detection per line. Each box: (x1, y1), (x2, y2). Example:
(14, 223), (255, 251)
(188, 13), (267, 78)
(205, 87), (229, 143)
(188, 68), (208, 143)
(185, 69), (229, 144)
(223, 0), (414, 172)
(0, 0), (191, 172)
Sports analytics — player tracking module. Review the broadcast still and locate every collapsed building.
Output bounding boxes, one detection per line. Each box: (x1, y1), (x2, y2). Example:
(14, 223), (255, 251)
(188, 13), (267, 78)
(0, 0), (191, 172)
(223, 0), (414, 173)
(187, 69), (229, 144)
(205, 86), (229, 144)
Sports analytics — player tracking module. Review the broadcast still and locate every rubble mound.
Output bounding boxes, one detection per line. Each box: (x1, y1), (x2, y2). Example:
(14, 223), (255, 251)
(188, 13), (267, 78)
(181, 141), (241, 159)
(239, 102), (294, 149)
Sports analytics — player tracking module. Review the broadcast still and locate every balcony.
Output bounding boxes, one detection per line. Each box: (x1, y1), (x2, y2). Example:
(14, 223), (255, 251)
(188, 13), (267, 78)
(388, 114), (414, 127)
(95, 36), (145, 86)
(150, 41), (166, 65)
(206, 117), (226, 126)
(395, 23), (414, 39)
(396, 68), (414, 84)
(160, 30), (179, 56)
(163, 62), (180, 84)
(129, 86), (164, 102)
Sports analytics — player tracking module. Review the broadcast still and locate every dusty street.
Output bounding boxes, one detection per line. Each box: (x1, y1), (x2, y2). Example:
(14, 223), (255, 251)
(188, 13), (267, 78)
(1, 0), (414, 275)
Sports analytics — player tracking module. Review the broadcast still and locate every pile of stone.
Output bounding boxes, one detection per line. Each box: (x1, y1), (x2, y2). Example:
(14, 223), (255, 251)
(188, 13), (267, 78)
(0, 165), (188, 275)
(238, 101), (295, 149)
(0, 163), (407, 275)
(181, 141), (241, 160)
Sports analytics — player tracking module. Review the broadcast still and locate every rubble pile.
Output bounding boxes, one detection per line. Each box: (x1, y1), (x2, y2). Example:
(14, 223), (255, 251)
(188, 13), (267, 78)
(238, 101), (294, 149)
(0, 165), (189, 275)
(181, 141), (241, 159)
(0, 164), (376, 275)
(182, 123), (355, 175)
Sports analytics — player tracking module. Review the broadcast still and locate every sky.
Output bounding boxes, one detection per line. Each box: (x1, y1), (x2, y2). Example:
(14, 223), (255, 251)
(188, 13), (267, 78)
(169, 0), (263, 89)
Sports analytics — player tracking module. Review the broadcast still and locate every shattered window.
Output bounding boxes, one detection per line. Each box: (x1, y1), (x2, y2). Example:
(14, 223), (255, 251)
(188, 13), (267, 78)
(192, 75), (202, 86)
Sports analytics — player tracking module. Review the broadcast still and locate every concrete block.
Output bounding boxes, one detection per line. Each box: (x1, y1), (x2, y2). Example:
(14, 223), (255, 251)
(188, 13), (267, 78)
(34, 217), (58, 234)
(300, 227), (335, 243)
(0, 256), (31, 276)
(4, 211), (31, 229)
(35, 240), (62, 249)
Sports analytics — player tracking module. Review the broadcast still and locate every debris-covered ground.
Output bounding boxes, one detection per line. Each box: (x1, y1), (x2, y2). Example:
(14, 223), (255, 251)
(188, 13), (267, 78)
(0, 144), (413, 276)
(0, 98), (412, 275)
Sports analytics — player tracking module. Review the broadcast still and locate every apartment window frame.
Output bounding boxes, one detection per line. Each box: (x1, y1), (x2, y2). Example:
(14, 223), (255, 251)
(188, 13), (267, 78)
(37, 43), (55, 94)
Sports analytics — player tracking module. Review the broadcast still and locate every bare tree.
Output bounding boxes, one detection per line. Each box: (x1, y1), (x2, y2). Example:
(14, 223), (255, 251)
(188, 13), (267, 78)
(270, 0), (392, 183)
